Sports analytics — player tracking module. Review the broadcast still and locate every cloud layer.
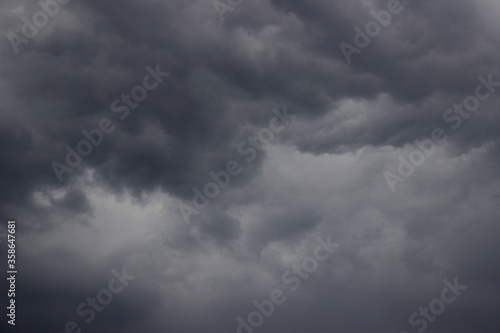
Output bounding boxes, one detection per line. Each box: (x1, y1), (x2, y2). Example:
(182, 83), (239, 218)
(1, 0), (499, 332)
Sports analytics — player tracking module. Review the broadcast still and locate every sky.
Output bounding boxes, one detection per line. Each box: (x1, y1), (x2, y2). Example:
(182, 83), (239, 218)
(1, 0), (500, 332)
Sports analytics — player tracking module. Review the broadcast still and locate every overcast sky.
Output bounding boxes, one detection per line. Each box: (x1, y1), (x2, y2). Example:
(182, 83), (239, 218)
(1, 0), (500, 332)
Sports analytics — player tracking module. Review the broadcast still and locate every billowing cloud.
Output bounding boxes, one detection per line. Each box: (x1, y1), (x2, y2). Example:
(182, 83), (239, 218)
(1, 0), (499, 332)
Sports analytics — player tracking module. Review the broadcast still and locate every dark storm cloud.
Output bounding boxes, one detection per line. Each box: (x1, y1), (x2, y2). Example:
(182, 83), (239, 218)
(1, 0), (500, 332)
(1, 0), (498, 208)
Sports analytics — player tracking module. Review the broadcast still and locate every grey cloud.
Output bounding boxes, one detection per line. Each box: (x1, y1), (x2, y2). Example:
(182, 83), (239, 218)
(1, 0), (500, 332)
